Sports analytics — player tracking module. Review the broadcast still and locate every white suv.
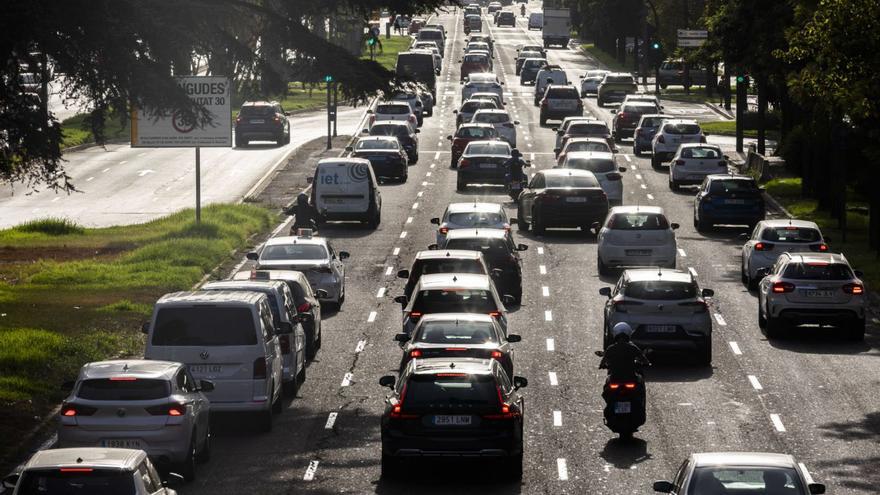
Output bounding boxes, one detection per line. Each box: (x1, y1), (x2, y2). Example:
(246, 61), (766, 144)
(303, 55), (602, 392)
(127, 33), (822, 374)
(368, 102), (418, 130)
(595, 206), (679, 275)
(741, 219), (828, 289)
(651, 119), (705, 169)
(668, 143), (729, 190)
(471, 109), (519, 147)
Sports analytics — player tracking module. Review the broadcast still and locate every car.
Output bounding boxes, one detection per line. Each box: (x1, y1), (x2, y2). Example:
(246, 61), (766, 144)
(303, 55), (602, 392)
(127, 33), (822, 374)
(394, 273), (513, 335)
(668, 143), (728, 190)
(378, 358), (527, 479)
(456, 140), (512, 191)
(559, 151), (626, 204)
(462, 77), (504, 102)
(515, 50), (543, 75)
(740, 219), (828, 288)
(555, 119), (615, 154)
(411, 43), (442, 72)
(430, 201), (511, 245)
(465, 41), (492, 56)
(597, 73), (638, 106)
(633, 114), (673, 156)
(416, 28), (446, 57)
(143, 291), (284, 432)
(596, 206), (679, 274)
(459, 52), (492, 81)
(453, 98), (498, 127)
(534, 65), (568, 105)
(496, 11), (516, 26)
(447, 123), (498, 167)
(516, 43), (546, 57)
(234, 101), (290, 147)
(368, 120), (420, 162)
(368, 102), (418, 130)
(471, 109), (519, 147)
(389, 91), (425, 125)
(656, 59), (710, 88)
(309, 161), (381, 228)
(757, 252), (866, 340)
(579, 69), (611, 96)
(552, 116), (597, 149)
(653, 452), (825, 495)
(600, 268), (714, 365)
(434, 228), (528, 304)
(519, 58), (547, 85)
(232, 270), (324, 360)
(3, 448), (177, 494)
(487, 2), (502, 14)
(694, 174), (766, 232)
(201, 280), (306, 393)
(517, 169), (610, 235)
(556, 137), (615, 165)
(395, 314), (521, 377)
(465, 14), (482, 32)
(612, 102), (659, 142)
(539, 84), (583, 125)
(397, 250), (492, 299)
(651, 119), (705, 169)
(464, 5), (481, 17)
(528, 11), (543, 29)
(409, 17), (425, 33)
(248, 232), (349, 309)
(621, 93), (663, 109)
(346, 136), (409, 182)
(464, 51), (493, 72)
(468, 34), (495, 52)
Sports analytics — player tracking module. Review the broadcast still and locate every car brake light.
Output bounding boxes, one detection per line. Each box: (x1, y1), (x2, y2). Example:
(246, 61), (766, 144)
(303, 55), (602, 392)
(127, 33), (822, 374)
(772, 282), (795, 293)
(624, 382), (637, 389)
(235, 117), (242, 124)
(410, 349), (422, 358)
(675, 160), (686, 165)
(844, 283), (864, 295)
(279, 334), (291, 354)
(61, 404), (96, 417)
(679, 301), (708, 313)
(445, 347), (467, 351)
(439, 227), (449, 234)
(459, 158), (471, 168)
(483, 386), (520, 419)
(657, 135), (665, 143)
(273, 116), (281, 124)
(390, 383), (418, 419)
(145, 403), (186, 416)
(809, 243), (829, 252)
(253, 357), (267, 379)
(608, 382), (637, 390)
(297, 302), (311, 313)
(60, 468), (94, 473)
(754, 242), (774, 251)
(409, 311), (423, 319)
(618, 112), (628, 120)
(488, 311), (501, 317)
(490, 350), (503, 359)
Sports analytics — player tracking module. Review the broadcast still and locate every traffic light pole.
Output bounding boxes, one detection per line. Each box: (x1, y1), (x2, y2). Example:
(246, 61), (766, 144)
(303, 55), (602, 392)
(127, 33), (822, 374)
(736, 75), (746, 153)
(326, 81), (332, 150)
(332, 82), (338, 137)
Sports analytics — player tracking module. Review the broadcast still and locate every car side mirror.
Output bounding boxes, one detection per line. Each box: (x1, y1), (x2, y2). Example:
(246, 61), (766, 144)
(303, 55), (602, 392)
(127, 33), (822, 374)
(296, 313), (314, 322)
(397, 269), (410, 279)
(379, 375), (396, 389)
(517, 244), (528, 251)
(611, 109), (617, 114)
(394, 333), (410, 343)
(553, 148), (561, 154)
(653, 480), (674, 493)
(551, 127), (558, 132)
(591, 221), (601, 233)
(415, 129), (421, 133)
(808, 483), (826, 494)
(361, 128), (369, 134)
(430, 217), (441, 225)
(246, 252), (259, 260)
(671, 223), (680, 230)
(141, 321), (150, 334)
(599, 287), (612, 297)
(446, 135), (453, 140)
(514, 120), (520, 125)
(428, 243), (439, 250)
(339, 251), (350, 260)
(3, 473), (20, 489)
(701, 288), (715, 298)
(579, 74), (585, 78)
(724, 154), (730, 160)
(345, 146), (353, 152)
(755, 267), (771, 279)
(507, 334), (522, 343)
(394, 295), (409, 305)
(163, 472), (185, 489)
(198, 380), (215, 392)
(315, 289), (329, 299)
(618, 166), (627, 172)
(277, 322), (294, 335)
(738, 233), (750, 241)
(61, 380), (75, 392)
(513, 376), (528, 389)
(435, 68), (441, 75)
(452, 109), (459, 114)
(594, 350), (605, 357)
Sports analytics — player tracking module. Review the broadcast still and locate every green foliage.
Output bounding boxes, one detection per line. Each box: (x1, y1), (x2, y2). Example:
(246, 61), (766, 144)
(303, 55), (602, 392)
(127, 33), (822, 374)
(97, 300), (153, 315)
(14, 218), (84, 236)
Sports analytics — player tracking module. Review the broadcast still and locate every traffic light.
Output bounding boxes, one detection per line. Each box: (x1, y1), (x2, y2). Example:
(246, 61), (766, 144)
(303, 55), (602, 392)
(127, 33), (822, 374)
(367, 36), (376, 46)
(651, 41), (661, 50)
(647, 39), (665, 67)
(324, 75), (333, 83)
(736, 75), (750, 86)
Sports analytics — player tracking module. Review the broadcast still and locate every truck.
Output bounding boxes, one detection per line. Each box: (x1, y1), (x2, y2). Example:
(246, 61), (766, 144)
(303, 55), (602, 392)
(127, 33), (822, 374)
(542, 8), (571, 48)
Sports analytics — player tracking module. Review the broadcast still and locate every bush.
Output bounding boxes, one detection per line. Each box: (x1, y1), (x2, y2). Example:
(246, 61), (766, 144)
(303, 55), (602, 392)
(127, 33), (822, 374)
(14, 218), (84, 236)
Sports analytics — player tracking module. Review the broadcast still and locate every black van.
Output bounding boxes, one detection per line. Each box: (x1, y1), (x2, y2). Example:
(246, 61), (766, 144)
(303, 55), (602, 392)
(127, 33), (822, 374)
(396, 51), (438, 100)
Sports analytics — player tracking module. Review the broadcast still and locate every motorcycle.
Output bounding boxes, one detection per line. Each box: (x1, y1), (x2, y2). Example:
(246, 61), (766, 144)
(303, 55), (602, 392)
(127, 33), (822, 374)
(520, 5), (526, 17)
(595, 349), (650, 440)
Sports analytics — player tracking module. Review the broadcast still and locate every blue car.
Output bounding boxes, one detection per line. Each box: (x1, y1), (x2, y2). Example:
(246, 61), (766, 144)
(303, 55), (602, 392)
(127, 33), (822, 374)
(693, 174), (765, 231)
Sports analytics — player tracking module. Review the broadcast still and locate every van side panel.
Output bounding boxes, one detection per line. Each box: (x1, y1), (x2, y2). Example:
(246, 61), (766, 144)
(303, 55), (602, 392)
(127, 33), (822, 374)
(313, 162), (371, 215)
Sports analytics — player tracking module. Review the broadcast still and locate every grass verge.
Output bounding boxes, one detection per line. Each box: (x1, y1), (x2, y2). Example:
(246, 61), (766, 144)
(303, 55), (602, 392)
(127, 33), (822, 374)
(61, 113), (130, 149)
(581, 43), (634, 73)
(701, 120), (781, 141)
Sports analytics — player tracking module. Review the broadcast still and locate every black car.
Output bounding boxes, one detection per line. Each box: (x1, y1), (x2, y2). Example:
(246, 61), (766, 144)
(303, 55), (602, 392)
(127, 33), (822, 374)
(397, 249), (491, 299)
(433, 228), (527, 304)
(379, 358), (527, 479)
(347, 136), (408, 182)
(456, 140), (512, 191)
(694, 174), (766, 231)
(515, 50), (543, 75)
(517, 169), (610, 235)
(234, 101), (290, 147)
(368, 121), (420, 163)
(495, 11), (516, 26)
(519, 58), (547, 85)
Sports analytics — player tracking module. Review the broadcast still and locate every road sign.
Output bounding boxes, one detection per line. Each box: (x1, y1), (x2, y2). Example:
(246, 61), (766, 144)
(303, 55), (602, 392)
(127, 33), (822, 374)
(677, 29), (708, 39)
(678, 38), (707, 47)
(131, 76), (231, 148)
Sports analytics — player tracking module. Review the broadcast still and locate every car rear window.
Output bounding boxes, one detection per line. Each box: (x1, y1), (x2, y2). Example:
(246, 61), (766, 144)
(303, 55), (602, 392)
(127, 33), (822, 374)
(519, 51), (541, 59)
(782, 262), (853, 280)
(444, 238), (510, 262)
(608, 213), (670, 230)
(261, 244), (328, 260)
(416, 320), (497, 344)
(605, 75), (635, 83)
(457, 126), (496, 138)
(447, 212), (504, 226)
(621, 105), (653, 114)
(357, 139), (399, 150)
(417, 259), (485, 276)
(403, 373), (498, 408)
(761, 227), (821, 243)
(464, 54), (489, 63)
(17, 470), (137, 495)
(523, 59), (546, 69)
(499, 12), (514, 18)
(473, 113), (509, 124)
(412, 289), (497, 313)
(663, 123), (702, 135)
(564, 157), (616, 173)
(369, 124), (407, 137)
(464, 143), (510, 155)
(625, 280), (696, 300)
(546, 87), (579, 98)
(377, 104), (410, 115)
(681, 147), (721, 159)
(566, 141), (610, 153)
(419, 30), (443, 40)
(240, 105), (274, 117)
(687, 467), (804, 495)
(640, 116), (666, 127)
(568, 123), (609, 135)
(708, 179), (759, 194)
(78, 378), (170, 401)
(152, 307), (257, 346)
(545, 175), (600, 188)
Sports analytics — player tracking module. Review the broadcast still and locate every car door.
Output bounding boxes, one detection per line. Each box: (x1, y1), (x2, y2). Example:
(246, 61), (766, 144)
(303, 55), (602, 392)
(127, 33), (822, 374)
(520, 173), (544, 220)
(327, 242), (345, 283)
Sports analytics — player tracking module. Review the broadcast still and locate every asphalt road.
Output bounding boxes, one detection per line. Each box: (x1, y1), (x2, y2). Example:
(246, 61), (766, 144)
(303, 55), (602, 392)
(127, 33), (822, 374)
(171, 4), (878, 494)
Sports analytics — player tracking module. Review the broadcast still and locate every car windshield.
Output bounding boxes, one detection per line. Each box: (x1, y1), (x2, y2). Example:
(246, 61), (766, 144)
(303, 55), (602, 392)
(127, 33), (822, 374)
(261, 244), (328, 260)
(412, 289), (497, 313)
(17, 470), (137, 495)
(240, 105), (274, 117)
(464, 143), (510, 155)
(524, 59), (546, 69)
(621, 105), (653, 114)
(357, 139), (398, 150)
(783, 262), (853, 280)
(608, 213), (669, 230)
(370, 124), (407, 137)
(419, 30), (443, 40)
(416, 320), (498, 344)
(78, 378), (170, 401)
(416, 259), (485, 276)
(640, 116), (666, 127)
(566, 142), (610, 153)
(547, 87), (579, 98)
(687, 467), (805, 495)
(473, 113), (509, 124)
(377, 105), (410, 115)
(681, 147), (721, 159)
(664, 123), (702, 135)
(761, 227), (821, 243)
(709, 179), (759, 194)
(519, 51), (541, 59)
(545, 175), (600, 188)
(564, 157), (616, 173)
(403, 374), (498, 408)
(152, 307), (257, 346)
(568, 123), (609, 135)
(457, 126), (496, 138)
(625, 280), (696, 300)
(444, 238), (511, 263)
(605, 75), (634, 83)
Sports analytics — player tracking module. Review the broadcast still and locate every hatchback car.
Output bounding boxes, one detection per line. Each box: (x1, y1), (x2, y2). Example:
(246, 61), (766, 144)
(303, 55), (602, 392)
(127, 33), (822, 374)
(517, 169), (610, 235)
(465, 41), (492, 57)
(462, 78), (504, 102)
(468, 34), (495, 52)
(552, 116), (597, 150)
(430, 201), (511, 245)
(515, 50), (543, 75)
(368, 102), (418, 130)
(539, 85), (583, 125)
(516, 43), (546, 57)
(398, 250), (491, 299)
(612, 102), (659, 142)
(597, 73), (638, 106)
(389, 91), (426, 125)
(600, 268), (714, 365)
(694, 174), (765, 232)
(470, 91), (504, 109)
(579, 69), (611, 96)
(347, 136), (409, 182)
(58, 360), (212, 481)
(496, 11), (516, 26)
(454, 99), (498, 127)
(519, 58), (547, 85)
(556, 120), (616, 154)
(528, 11), (543, 29)
(534, 66), (568, 105)
(559, 151), (626, 204)
(651, 119), (705, 169)
(447, 123), (498, 167)
(633, 114), (673, 156)
(459, 53), (492, 81)
(740, 219), (827, 288)
(757, 252), (866, 340)
(596, 206), (679, 274)
(471, 109), (519, 147)
(368, 121), (420, 162)
(234, 101), (290, 147)
(668, 143), (728, 190)
(556, 137), (615, 165)
(379, 358), (527, 479)
(456, 140), (512, 191)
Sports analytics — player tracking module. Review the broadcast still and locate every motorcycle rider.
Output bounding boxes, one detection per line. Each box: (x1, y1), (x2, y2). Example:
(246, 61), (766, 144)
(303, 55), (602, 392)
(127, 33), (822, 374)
(520, 3), (526, 17)
(504, 148), (529, 192)
(600, 322), (649, 378)
(284, 193), (320, 234)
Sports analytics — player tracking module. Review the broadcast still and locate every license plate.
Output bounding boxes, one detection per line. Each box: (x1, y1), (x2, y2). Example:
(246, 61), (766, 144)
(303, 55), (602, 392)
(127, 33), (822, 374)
(645, 324), (677, 333)
(433, 415), (472, 426)
(324, 198), (345, 204)
(190, 364), (222, 374)
(626, 249), (651, 256)
(614, 402), (631, 414)
(479, 163), (497, 169)
(725, 199), (746, 205)
(249, 119), (265, 124)
(510, 184), (522, 190)
(566, 197), (587, 203)
(805, 290), (834, 298)
(368, 155), (387, 161)
(101, 439), (143, 449)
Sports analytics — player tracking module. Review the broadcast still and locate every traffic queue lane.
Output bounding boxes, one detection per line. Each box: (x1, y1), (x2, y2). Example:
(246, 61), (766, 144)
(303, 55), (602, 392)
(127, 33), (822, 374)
(179, 3), (877, 494)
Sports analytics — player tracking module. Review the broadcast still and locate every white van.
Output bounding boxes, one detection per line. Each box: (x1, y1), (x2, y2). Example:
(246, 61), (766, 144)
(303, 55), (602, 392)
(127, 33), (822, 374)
(143, 291), (285, 432)
(311, 158), (382, 228)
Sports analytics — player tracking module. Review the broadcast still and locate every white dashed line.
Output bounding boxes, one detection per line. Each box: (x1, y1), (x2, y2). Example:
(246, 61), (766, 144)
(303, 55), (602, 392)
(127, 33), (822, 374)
(341, 373), (353, 387)
(119, 161), (127, 165)
(553, 410), (562, 426)
(770, 414), (786, 432)
(392, 247), (401, 256)
(303, 460), (319, 481)
(557, 458), (569, 480)
(430, 163), (436, 169)
(542, 286), (550, 297)
(422, 181), (428, 186)
(102, 168), (111, 173)
(426, 172), (432, 177)
(548, 372), (558, 386)
(406, 216), (413, 224)
(544, 310), (553, 321)
(434, 151), (440, 159)
(85, 176), (94, 182)
(729, 341), (742, 355)
(325, 412), (338, 429)
(678, 248), (687, 257)
(412, 202), (419, 209)
(640, 183), (647, 189)
(539, 265), (547, 275)
(635, 174), (643, 180)
(399, 231), (408, 239)
(385, 266), (394, 276)
(417, 191), (424, 197)
(688, 267), (698, 277)
(747, 375), (763, 390)
(367, 311), (377, 323)
(623, 155), (632, 162)
(647, 194), (655, 200)
(376, 288), (386, 298)
(530, 153), (535, 160)
(714, 313), (727, 326)
(537, 247), (544, 254)
(51, 197), (60, 203)
(546, 338), (555, 351)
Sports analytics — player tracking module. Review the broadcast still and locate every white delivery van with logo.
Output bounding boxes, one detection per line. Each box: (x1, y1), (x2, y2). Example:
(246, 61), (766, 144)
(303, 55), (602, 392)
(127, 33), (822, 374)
(311, 158), (382, 229)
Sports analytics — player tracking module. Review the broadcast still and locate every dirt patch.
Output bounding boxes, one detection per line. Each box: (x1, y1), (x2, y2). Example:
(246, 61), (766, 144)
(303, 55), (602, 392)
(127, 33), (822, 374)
(0, 245), (129, 263)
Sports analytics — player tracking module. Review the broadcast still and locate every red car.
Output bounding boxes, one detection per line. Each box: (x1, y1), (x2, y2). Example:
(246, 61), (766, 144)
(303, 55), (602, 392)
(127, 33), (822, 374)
(446, 123), (499, 167)
(460, 53), (491, 82)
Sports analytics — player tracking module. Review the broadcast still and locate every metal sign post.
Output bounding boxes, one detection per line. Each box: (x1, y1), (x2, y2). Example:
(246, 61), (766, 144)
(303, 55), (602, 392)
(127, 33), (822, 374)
(195, 147), (201, 224)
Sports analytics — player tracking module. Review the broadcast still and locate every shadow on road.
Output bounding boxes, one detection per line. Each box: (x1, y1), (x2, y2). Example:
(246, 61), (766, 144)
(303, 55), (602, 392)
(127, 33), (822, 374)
(600, 436), (652, 470)
(374, 459), (523, 495)
(644, 360), (714, 382)
(766, 325), (878, 355)
(814, 454), (880, 492)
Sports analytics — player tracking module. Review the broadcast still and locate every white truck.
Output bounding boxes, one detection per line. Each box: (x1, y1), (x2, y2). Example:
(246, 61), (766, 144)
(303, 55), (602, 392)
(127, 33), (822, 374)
(542, 8), (571, 48)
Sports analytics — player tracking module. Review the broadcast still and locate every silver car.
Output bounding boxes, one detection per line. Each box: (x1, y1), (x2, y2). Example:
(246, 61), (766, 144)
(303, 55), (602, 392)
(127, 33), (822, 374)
(741, 219), (828, 289)
(579, 69), (610, 96)
(430, 201), (511, 245)
(58, 360), (212, 481)
(249, 232), (350, 309)
(471, 109), (519, 147)
(600, 268), (713, 365)
(559, 151), (626, 204)
(596, 206), (679, 274)
(757, 252), (866, 340)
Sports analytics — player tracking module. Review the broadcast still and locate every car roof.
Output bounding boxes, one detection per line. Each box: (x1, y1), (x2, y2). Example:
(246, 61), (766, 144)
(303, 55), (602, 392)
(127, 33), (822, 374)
(662, 119), (699, 125)
(444, 228), (508, 240)
(447, 202), (504, 213)
(411, 357), (495, 375)
(539, 168), (597, 178)
(156, 290), (264, 306)
(24, 448), (146, 471)
(758, 219), (819, 229)
(264, 235), (327, 247)
(202, 279), (287, 294)
(377, 102), (411, 109)
(418, 312), (495, 324)
(621, 102), (658, 108)
(241, 101), (278, 107)
(692, 452), (796, 468)
(80, 360), (181, 381)
(782, 252), (847, 264)
(610, 205), (665, 215)
(679, 142), (720, 149)
(706, 173), (754, 181)
(414, 249), (484, 261)
(465, 139), (510, 148)
(317, 157), (372, 167)
(565, 151), (615, 161)
(624, 268), (693, 283)
(473, 109), (509, 116)
(565, 137), (610, 145)
(417, 273), (493, 290)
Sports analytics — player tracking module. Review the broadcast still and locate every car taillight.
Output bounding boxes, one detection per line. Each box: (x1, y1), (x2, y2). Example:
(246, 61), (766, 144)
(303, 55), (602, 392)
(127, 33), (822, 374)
(297, 302), (311, 312)
(459, 158), (471, 168)
(61, 404), (96, 417)
(409, 311), (423, 320)
(484, 387), (520, 419)
(390, 384), (418, 419)
(771, 282), (795, 293)
(490, 350), (503, 359)
(409, 115), (417, 123)
(618, 112), (628, 121)
(679, 301), (708, 313)
(273, 115), (281, 124)
(843, 283), (864, 295)
(612, 299), (643, 313)
(541, 100), (548, 108)
(658, 135), (665, 143)
(146, 403), (186, 416)
(439, 227), (449, 234)
(279, 334), (291, 354)
(369, 115), (375, 125)
(488, 311), (501, 318)
(675, 159), (686, 165)
(503, 223), (511, 232)
(410, 349), (422, 358)
(235, 116), (242, 124)
(253, 357), (268, 379)
(754, 242), (774, 251)
(809, 243), (829, 252)
(608, 382), (637, 390)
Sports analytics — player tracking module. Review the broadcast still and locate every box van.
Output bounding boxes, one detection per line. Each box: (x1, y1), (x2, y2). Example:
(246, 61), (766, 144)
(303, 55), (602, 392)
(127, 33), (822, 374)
(310, 158), (382, 229)
(143, 291), (284, 432)
(396, 51), (438, 100)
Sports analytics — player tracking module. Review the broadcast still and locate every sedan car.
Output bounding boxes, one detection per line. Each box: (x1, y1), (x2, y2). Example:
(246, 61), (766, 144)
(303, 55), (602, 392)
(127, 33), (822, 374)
(740, 219), (827, 288)
(600, 268), (714, 365)
(757, 252), (866, 340)
(519, 58), (548, 85)
(653, 452), (825, 495)
(559, 151), (625, 204)
(368, 121), (420, 163)
(668, 143), (728, 190)
(651, 119), (705, 169)
(556, 137), (615, 165)
(539, 85), (584, 125)
(515, 50), (543, 75)
(552, 116), (597, 150)
(394, 313), (521, 376)
(430, 201), (511, 245)
(347, 136), (408, 182)
(58, 360), (212, 481)
(517, 169), (610, 235)
(516, 43), (546, 57)
(596, 206), (679, 274)
(397, 250), (491, 299)
(468, 34), (494, 52)
(470, 91), (504, 109)
(465, 41), (492, 57)
(579, 69), (611, 96)
(447, 123), (498, 167)
(456, 140), (512, 191)
(633, 114), (672, 156)
(471, 109), (519, 147)
(454, 98), (499, 127)
(694, 174), (765, 232)
(597, 72), (638, 106)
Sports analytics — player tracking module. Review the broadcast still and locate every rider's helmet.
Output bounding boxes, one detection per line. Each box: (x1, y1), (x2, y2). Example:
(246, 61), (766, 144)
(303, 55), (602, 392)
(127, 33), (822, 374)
(511, 148), (522, 158)
(611, 322), (634, 341)
(297, 192), (309, 205)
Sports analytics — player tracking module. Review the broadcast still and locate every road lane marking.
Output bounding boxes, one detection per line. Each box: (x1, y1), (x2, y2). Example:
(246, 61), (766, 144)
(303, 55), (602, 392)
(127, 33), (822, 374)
(399, 231), (408, 239)
(341, 373), (353, 387)
(376, 288), (386, 298)
(770, 414), (786, 432)
(546, 338), (555, 351)
(430, 163), (436, 169)
(635, 174), (643, 180)
(412, 202), (419, 209)
(417, 191), (424, 197)
(85, 176), (94, 182)
(406, 216), (413, 224)
(392, 247), (401, 256)
(434, 151), (440, 159)
(530, 153), (535, 160)
(102, 168), (111, 173)
(678, 248), (687, 257)
(553, 410), (562, 426)
(325, 412), (338, 429)
(426, 171), (432, 177)
(647, 193), (655, 200)
(355, 339), (367, 353)
(385, 266), (394, 276)
(640, 183), (647, 189)
(303, 460), (319, 481)
(367, 311), (377, 322)
(729, 341), (742, 355)
(137, 169), (154, 177)
(557, 458), (569, 480)
(713, 313), (727, 326)
(118, 161), (127, 165)
(688, 267), (698, 277)
(422, 181), (428, 186)
(542, 286), (550, 297)
(539, 265), (547, 274)
(537, 247), (544, 254)
(623, 155), (632, 162)
(548, 371), (558, 386)
(748, 375), (763, 390)
(631, 164), (637, 170)
(51, 197), (60, 203)
(545, 310), (552, 321)
(799, 463), (816, 483)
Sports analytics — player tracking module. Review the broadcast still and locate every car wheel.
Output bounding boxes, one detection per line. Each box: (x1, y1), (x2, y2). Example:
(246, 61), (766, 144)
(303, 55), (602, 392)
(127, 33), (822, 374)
(847, 318), (866, 341)
(539, 114), (546, 126)
(669, 178), (679, 191)
(272, 385), (283, 414)
(178, 436), (197, 481)
(698, 341), (712, 366)
(259, 408), (273, 432)
(741, 264), (750, 286)
(598, 256), (610, 276)
(235, 136), (248, 148)
(195, 424), (211, 463)
(633, 146), (642, 157)
(284, 131), (291, 145)
(400, 171), (408, 183)
(305, 329), (316, 360)
(613, 133), (622, 144)
(450, 158), (458, 168)
(757, 303), (767, 329)
(597, 97), (604, 107)
(283, 377), (299, 397)
(507, 453), (524, 480)
(517, 203), (530, 231)
(696, 217), (709, 233)
(381, 454), (400, 479)
(531, 208), (545, 234)
(765, 314), (786, 339)
(456, 176), (466, 191)
(368, 211), (380, 229)
(275, 133), (284, 146)
(651, 154), (660, 169)
(747, 269), (759, 291)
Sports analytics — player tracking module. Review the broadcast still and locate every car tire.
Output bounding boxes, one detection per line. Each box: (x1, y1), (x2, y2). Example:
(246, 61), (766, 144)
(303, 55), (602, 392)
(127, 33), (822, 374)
(741, 265), (750, 286)
(598, 256), (610, 276)
(633, 146), (642, 157)
(613, 133), (622, 144)
(669, 178), (679, 191)
(195, 424), (211, 463)
(400, 171), (408, 183)
(284, 131), (291, 145)
(305, 329), (316, 360)
(698, 341), (712, 366)
(178, 436), (197, 481)
(765, 315), (786, 339)
(651, 154), (660, 169)
(275, 133), (284, 146)
(531, 208), (545, 235)
(517, 203), (530, 231)
(381, 454), (400, 478)
(235, 136), (248, 148)
(368, 211), (380, 229)
(539, 114), (546, 126)
(456, 176), (466, 191)
(259, 408), (273, 432)
(283, 377), (298, 397)
(847, 318), (866, 341)
(696, 217), (709, 233)
(758, 303), (767, 329)
(271, 385), (283, 414)
(507, 453), (524, 480)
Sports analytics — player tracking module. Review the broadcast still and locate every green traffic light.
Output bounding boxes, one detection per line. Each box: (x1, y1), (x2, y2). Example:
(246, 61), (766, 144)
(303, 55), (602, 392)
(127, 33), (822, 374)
(325, 75), (333, 83)
(652, 42), (660, 50)
(736, 75), (745, 83)
(368, 38), (375, 46)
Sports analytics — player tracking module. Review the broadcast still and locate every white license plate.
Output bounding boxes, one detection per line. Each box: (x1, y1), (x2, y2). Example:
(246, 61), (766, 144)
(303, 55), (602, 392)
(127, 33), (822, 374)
(479, 163), (497, 169)
(190, 364), (222, 374)
(614, 402), (631, 414)
(101, 439), (143, 449)
(725, 199), (746, 205)
(249, 119), (265, 124)
(626, 250), (651, 256)
(645, 325), (677, 333)
(433, 415), (472, 426)
(566, 197), (587, 203)
(805, 290), (834, 298)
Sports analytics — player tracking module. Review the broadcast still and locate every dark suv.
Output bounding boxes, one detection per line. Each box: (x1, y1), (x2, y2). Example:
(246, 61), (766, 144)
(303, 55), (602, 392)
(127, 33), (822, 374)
(235, 101), (290, 147)
(379, 358), (527, 479)
(368, 121), (420, 163)
(612, 102), (658, 143)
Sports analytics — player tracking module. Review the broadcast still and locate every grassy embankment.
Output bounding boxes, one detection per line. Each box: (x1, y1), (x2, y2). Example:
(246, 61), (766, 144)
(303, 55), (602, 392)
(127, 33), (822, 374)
(60, 113), (130, 149)
(700, 120), (781, 141)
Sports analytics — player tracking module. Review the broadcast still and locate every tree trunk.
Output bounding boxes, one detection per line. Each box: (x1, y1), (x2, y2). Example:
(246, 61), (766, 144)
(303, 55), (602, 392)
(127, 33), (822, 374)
(757, 76), (767, 155)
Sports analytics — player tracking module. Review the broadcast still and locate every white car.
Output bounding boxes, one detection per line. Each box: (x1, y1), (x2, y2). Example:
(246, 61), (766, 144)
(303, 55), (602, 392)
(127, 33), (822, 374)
(559, 151), (625, 204)
(470, 91), (504, 108)
(250, 232), (350, 308)
(651, 119), (705, 169)
(57, 360), (212, 481)
(740, 219), (828, 289)
(534, 66), (568, 105)
(621, 93), (663, 110)
(465, 41), (492, 56)
(596, 205), (679, 274)
(668, 143), (729, 190)
(368, 102), (418, 130)
(579, 69), (610, 96)
(462, 79), (504, 103)
(471, 109), (519, 147)
(556, 137), (615, 165)
(389, 92), (424, 126)
(430, 202), (511, 245)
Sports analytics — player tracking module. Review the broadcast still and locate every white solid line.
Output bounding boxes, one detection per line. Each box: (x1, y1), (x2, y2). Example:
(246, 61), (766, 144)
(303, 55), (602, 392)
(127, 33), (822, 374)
(553, 410), (562, 426)
(385, 266), (393, 276)
(678, 248), (687, 257)
(544, 310), (552, 321)
(747, 375), (763, 390)
(399, 231), (408, 239)
(434, 151), (441, 159)
(406, 216), (413, 224)
(537, 247), (544, 254)
(729, 341), (742, 355)
(539, 265), (547, 275)
(412, 202), (419, 209)
(623, 155), (632, 162)
(303, 460), (319, 481)
(376, 287), (386, 298)
(557, 458), (569, 480)
(647, 194), (655, 200)
(392, 247), (401, 256)
(548, 371), (558, 386)
(367, 311), (377, 323)
(341, 373), (353, 387)
(635, 174), (643, 180)
(542, 286), (550, 297)
(688, 267), (698, 277)
(770, 414), (786, 432)
(546, 338), (555, 351)
(714, 313), (727, 326)
(355, 339), (367, 353)
(325, 412), (338, 429)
